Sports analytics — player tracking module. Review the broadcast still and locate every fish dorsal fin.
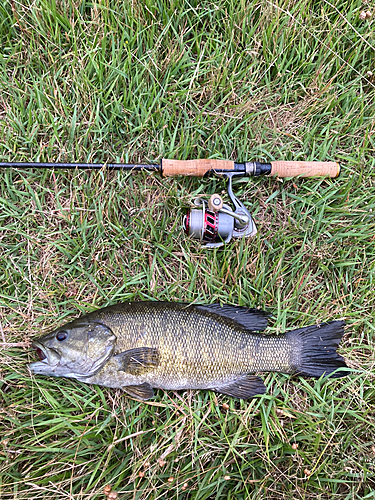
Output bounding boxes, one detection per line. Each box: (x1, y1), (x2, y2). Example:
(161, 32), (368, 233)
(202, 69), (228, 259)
(195, 304), (269, 331)
(214, 375), (266, 399)
(123, 382), (155, 400)
(115, 347), (160, 375)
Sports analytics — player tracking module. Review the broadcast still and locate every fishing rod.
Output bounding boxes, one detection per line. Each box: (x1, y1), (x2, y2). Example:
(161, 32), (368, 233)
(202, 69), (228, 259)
(0, 158), (340, 248)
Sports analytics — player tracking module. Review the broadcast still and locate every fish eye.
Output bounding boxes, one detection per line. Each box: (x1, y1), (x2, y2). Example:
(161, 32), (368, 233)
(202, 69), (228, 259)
(56, 331), (68, 342)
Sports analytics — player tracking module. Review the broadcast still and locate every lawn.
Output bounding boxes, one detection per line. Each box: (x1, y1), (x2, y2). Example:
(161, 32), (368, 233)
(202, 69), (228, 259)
(0, 0), (374, 498)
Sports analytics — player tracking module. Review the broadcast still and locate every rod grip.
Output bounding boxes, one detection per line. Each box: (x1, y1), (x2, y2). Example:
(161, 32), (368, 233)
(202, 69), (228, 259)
(162, 158), (234, 177)
(270, 161), (340, 178)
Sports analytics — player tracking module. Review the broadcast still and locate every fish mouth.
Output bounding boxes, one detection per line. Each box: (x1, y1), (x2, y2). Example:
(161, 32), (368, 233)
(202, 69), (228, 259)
(34, 345), (47, 361)
(32, 342), (51, 363)
(29, 342), (61, 374)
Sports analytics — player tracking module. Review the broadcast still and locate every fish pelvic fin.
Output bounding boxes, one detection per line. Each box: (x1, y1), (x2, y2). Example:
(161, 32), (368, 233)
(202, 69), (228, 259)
(123, 382), (155, 400)
(115, 347), (160, 375)
(288, 320), (348, 378)
(214, 375), (266, 399)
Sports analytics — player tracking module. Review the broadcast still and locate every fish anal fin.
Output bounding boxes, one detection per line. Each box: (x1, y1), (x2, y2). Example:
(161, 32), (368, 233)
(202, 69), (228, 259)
(115, 347), (159, 375)
(214, 375), (266, 399)
(123, 382), (155, 400)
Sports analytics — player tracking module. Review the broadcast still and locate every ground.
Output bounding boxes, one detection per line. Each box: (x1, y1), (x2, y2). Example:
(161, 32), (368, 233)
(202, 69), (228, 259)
(0, 1), (374, 498)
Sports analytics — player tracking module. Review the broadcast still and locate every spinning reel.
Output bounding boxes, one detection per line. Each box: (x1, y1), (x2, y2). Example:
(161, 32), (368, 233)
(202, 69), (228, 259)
(183, 173), (257, 248)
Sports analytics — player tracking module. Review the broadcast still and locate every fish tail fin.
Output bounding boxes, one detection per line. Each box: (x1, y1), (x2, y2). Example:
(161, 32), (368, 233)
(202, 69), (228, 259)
(287, 321), (348, 378)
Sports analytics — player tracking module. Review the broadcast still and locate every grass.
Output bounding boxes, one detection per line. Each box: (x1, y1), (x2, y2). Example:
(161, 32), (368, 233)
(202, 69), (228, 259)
(0, 0), (374, 498)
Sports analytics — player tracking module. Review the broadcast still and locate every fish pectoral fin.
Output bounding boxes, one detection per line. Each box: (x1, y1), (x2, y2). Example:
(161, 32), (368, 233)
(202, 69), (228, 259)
(122, 382), (155, 400)
(214, 375), (266, 399)
(115, 347), (160, 375)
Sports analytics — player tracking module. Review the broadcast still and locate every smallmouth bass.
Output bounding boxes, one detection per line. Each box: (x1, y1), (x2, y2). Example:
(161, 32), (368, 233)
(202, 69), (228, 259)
(29, 301), (348, 400)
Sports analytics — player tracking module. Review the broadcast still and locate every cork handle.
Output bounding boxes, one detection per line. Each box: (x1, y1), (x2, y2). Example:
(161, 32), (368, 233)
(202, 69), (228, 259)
(162, 158), (234, 177)
(270, 161), (340, 178)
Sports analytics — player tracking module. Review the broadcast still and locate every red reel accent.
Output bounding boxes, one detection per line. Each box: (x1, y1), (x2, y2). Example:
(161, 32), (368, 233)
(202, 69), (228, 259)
(185, 209), (220, 242)
(203, 210), (219, 241)
(184, 212), (190, 234)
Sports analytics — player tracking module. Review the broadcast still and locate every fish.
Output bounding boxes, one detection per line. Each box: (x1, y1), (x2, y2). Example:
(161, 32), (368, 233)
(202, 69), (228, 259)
(28, 301), (348, 400)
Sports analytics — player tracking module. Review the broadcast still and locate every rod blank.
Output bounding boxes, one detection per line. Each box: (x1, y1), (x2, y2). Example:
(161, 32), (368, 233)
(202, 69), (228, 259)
(0, 162), (161, 171)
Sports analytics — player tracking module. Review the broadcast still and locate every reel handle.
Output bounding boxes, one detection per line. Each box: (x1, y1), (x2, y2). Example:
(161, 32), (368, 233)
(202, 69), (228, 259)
(270, 161), (340, 178)
(208, 194), (224, 212)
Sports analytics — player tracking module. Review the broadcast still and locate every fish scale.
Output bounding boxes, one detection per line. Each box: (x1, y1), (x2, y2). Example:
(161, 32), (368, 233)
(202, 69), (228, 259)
(87, 303), (292, 387)
(28, 301), (348, 400)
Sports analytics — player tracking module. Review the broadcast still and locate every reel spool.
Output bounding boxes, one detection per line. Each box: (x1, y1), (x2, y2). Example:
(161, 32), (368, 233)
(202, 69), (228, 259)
(183, 174), (257, 248)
